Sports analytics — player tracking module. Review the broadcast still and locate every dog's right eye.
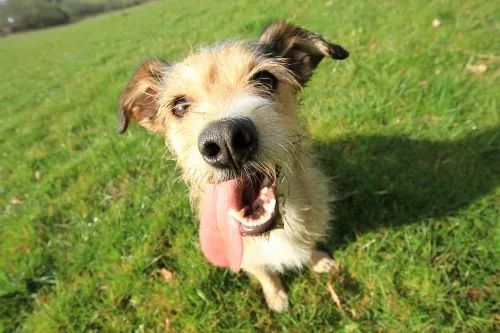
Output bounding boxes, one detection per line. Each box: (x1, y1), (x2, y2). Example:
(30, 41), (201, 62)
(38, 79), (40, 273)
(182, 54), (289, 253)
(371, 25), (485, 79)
(251, 70), (278, 91)
(171, 96), (190, 118)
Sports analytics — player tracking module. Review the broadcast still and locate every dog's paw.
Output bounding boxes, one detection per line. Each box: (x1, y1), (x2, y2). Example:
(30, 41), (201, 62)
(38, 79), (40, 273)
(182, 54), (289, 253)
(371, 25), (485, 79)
(311, 251), (339, 274)
(264, 288), (289, 312)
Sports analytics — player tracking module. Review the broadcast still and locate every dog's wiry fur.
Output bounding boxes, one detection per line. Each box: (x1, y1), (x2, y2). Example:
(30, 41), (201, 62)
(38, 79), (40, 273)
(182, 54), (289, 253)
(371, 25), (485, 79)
(118, 22), (348, 312)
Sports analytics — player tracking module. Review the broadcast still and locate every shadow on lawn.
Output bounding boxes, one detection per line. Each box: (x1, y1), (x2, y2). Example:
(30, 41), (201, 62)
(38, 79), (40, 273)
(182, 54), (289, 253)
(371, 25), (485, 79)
(312, 126), (500, 250)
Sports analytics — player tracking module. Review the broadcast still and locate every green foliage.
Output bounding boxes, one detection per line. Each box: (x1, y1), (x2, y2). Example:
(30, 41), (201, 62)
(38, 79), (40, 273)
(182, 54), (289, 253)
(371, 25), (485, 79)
(0, 0), (151, 33)
(62, 0), (150, 18)
(0, 0), (498, 332)
(0, 0), (70, 31)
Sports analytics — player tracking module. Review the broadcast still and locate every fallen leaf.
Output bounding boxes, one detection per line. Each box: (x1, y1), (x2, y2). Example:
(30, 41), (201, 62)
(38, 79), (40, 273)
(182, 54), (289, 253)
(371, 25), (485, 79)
(14, 244), (29, 253)
(490, 313), (500, 326)
(466, 287), (484, 302)
(466, 63), (488, 74)
(11, 197), (24, 205)
(441, 157), (452, 165)
(418, 80), (428, 87)
(160, 268), (174, 281)
(432, 18), (441, 27)
(427, 114), (437, 123)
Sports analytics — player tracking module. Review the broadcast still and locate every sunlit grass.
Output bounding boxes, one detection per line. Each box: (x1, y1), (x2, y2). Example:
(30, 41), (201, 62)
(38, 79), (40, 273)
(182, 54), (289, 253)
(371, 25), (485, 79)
(0, 0), (498, 331)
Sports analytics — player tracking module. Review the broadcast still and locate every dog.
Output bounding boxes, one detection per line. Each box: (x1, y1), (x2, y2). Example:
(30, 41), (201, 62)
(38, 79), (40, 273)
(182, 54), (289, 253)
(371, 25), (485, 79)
(117, 22), (348, 312)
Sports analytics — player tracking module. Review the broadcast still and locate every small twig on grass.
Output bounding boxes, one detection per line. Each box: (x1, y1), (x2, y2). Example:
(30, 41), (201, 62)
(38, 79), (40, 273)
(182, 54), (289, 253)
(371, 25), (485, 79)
(327, 273), (346, 316)
(334, 190), (360, 202)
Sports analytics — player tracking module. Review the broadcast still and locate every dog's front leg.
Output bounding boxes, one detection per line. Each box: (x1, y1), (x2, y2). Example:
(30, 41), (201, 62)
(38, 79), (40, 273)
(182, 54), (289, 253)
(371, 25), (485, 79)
(244, 266), (288, 312)
(310, 250), (339, 273)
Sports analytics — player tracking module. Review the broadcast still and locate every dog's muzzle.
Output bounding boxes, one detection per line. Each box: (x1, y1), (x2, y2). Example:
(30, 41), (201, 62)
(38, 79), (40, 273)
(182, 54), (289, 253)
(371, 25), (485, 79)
(198, 117), (258, 170)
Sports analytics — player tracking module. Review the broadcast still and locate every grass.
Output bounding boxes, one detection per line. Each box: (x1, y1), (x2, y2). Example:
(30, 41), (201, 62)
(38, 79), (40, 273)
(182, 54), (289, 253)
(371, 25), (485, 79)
(0, 0), (499, 331)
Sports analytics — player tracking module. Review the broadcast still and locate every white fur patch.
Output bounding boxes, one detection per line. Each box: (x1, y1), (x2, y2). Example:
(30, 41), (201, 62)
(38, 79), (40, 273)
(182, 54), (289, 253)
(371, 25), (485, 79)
(227, 93), (273, 118)
(241, 229), (311, 272)
(240, 157), (333, 273)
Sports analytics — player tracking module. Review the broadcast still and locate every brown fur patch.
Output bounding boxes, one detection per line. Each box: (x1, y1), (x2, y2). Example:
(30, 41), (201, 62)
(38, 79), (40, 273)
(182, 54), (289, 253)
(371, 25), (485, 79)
(259, 21), (349, 85)
(118, 58), (167, 133)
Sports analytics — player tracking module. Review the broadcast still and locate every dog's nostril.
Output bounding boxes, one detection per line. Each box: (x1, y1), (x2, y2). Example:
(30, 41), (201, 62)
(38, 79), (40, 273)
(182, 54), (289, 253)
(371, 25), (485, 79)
(204, 142), (221, 158)
(232, 128), (253, 150)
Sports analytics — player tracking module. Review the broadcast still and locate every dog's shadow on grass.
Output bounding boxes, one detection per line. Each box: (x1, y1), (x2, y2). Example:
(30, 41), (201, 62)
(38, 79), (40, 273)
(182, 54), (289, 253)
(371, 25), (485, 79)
(312, 126), (499, 251)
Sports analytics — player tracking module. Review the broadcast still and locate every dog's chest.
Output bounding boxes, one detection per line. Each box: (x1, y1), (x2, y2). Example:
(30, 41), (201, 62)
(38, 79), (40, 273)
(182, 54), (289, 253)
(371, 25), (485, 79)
(241, 229), (312, 271)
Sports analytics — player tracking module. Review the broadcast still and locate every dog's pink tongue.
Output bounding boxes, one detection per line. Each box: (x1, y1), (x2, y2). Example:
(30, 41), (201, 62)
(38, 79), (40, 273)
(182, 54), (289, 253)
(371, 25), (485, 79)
(199, 180), (243, 272)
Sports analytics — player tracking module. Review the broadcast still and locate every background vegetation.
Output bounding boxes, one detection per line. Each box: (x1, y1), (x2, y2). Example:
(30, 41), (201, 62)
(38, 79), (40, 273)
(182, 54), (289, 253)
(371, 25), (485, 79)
(0, 0), (498, 331)
(0, 0), (152, 34)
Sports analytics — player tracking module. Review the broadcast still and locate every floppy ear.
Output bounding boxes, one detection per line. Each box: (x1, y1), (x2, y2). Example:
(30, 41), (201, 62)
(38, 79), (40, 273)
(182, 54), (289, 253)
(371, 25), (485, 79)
(118, 58), (168, 133)
(259, 22), (349, 85)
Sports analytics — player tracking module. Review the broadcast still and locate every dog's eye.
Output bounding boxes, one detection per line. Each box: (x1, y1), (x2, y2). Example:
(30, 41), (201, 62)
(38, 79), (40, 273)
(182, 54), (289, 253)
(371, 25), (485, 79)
(171, 96), (190, 118)
(251, 70), (278, 91)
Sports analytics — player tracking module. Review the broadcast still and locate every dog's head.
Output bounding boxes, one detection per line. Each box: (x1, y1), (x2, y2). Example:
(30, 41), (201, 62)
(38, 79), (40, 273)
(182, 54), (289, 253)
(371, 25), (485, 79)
(118, 22), (348, 271)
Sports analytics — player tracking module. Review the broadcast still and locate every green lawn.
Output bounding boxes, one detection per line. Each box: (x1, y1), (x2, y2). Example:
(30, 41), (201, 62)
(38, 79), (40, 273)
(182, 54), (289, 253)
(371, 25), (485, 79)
(1, 0), (499, 331)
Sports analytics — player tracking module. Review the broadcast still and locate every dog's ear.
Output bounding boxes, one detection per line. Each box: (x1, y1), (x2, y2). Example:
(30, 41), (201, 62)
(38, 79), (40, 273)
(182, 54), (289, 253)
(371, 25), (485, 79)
(118, 58), (168, 133)
(259, 22), (349, 85)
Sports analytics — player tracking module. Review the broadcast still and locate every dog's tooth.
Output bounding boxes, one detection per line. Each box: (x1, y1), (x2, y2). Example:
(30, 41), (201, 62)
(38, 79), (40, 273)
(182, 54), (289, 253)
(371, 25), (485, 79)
(239, 218), (257, 227)
(229, 209), (245, 221)
(228, 209), (238, 219)
(227, 210), (241, 227)
(264, 199), (276, 212)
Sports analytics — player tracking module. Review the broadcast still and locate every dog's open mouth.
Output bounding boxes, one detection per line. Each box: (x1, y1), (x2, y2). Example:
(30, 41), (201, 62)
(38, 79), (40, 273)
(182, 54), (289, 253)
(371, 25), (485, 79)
(229, 174), (278, 236)
(199, 171), (279, 272)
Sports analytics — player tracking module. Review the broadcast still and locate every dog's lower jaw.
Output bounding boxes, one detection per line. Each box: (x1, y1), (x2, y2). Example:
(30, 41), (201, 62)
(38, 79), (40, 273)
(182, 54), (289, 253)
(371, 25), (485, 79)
(240, 155), (334, 311)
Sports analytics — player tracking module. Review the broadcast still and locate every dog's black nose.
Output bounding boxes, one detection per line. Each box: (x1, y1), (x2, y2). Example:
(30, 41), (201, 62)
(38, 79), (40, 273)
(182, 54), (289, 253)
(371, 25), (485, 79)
(198, 117), (259, 169)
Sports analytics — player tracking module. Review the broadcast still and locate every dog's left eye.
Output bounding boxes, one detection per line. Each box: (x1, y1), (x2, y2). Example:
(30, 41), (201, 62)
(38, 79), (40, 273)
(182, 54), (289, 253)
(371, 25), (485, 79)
(251, 70), (278, 91)
(171, 96), (190, 118)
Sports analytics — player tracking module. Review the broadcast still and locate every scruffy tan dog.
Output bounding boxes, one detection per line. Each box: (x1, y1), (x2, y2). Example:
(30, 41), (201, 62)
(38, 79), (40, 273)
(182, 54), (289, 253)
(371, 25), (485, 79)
(118, 22), (348, 312)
